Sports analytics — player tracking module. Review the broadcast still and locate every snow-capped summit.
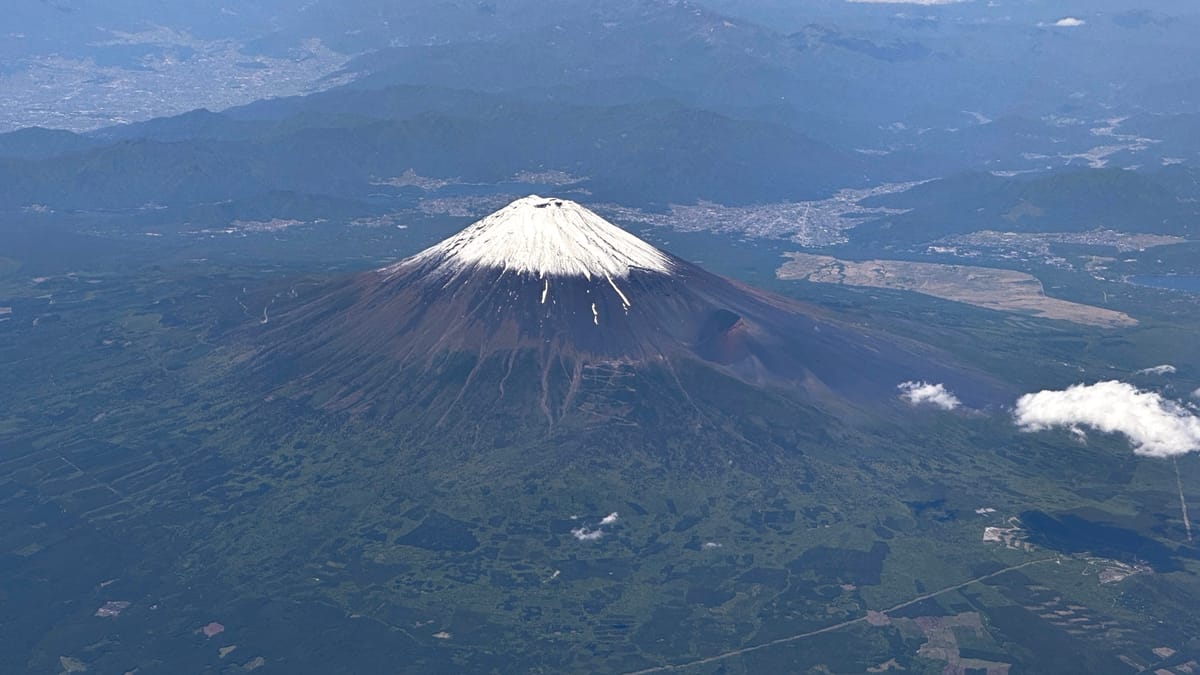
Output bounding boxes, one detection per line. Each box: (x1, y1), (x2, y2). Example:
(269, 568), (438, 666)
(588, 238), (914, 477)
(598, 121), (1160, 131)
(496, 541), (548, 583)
(385, 195), (674, 280)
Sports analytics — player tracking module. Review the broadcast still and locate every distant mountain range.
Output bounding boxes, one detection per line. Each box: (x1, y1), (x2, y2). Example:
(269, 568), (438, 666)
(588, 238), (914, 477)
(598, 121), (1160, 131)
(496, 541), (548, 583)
(0, 92), (858, 211)
(4, 0), (1198, 171)
(1, 0), (1196, 247)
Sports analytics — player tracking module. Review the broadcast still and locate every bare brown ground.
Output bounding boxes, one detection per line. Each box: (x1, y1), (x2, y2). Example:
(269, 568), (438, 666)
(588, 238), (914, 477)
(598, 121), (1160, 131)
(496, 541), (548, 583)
(778, 253), (1136, 328)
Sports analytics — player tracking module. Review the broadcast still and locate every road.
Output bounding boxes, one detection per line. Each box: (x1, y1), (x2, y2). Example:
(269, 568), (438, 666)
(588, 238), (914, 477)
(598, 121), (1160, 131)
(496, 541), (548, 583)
(622, 556), (1058, 674)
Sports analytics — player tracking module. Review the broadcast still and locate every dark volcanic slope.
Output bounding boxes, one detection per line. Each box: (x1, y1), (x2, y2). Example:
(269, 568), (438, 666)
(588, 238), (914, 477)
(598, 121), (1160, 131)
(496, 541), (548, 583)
(250, 196), (1000, 421)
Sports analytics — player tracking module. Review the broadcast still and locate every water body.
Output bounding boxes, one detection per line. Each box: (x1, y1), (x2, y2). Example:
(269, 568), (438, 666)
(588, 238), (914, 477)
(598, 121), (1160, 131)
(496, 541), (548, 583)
(1128, 275), (1200, 293)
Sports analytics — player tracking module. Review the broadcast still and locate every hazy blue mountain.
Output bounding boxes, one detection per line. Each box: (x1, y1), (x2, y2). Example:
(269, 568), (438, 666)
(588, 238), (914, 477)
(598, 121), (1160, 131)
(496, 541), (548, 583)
(0, 95), (862, 211)
(851, 168), (1200, 249)
(7, 0), (1198, 181)
(0, 127), (101, 160)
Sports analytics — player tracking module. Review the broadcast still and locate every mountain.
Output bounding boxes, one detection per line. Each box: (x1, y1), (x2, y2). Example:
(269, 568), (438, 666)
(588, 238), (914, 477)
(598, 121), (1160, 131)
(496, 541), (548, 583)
(249, 196), (1002, 430)
(849, 168), (1200, 250)
(0, 94), (859, 213)
(0, 127), (101, 160)
(5, 194), (1200, 674)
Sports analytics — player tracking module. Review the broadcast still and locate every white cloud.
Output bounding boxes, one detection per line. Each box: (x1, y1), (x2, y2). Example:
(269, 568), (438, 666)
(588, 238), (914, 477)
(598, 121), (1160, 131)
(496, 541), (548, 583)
(1136, 364), (1177, 376)
(898, 381), (962, 410)
(1014, 380), (1200, 458)
(1193, 388), (1200, 400)
(570, 512), (620, 541)
(1052, 17), (1086, 27)
(571, 527), (604, 542)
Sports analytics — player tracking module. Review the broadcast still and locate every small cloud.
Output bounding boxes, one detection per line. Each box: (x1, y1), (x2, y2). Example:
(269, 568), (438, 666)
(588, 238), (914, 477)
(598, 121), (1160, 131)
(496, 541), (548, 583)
(1136, 364), (1177, 376)
(1193, 388), (1200, 400)
(702, 541), (723, 549)
(571, 527), (604, 542)
(599, 512), (619, 525)
(898, 381), (962, 410)
(1052, 17), (1086, 27)
(1014, 380), (1200, 458)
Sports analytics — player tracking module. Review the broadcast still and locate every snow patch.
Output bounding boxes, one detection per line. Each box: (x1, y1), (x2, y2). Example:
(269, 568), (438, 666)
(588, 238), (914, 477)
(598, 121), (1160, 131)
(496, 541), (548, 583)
(605, 275), (632, 309)
(390, 195), (674, 281)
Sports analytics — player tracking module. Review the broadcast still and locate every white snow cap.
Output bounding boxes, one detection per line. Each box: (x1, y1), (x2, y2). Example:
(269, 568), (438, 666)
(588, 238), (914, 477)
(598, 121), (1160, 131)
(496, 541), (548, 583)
(393, 195), (674, 279)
